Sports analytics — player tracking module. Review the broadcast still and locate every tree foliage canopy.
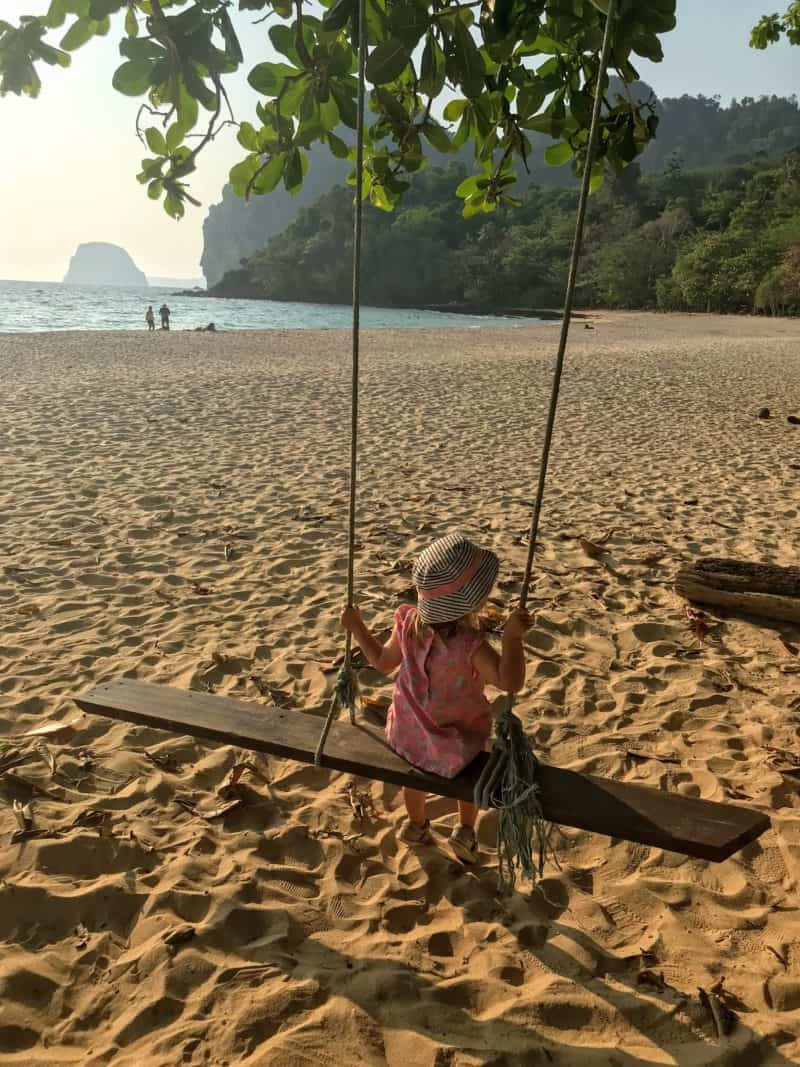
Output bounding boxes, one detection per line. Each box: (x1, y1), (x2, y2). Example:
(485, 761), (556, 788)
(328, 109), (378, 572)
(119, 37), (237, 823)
(0, 0), (682, 219)
(750, 2), (800, 48)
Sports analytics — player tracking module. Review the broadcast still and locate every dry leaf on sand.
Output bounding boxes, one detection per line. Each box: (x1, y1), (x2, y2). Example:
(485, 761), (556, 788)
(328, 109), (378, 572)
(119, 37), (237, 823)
(175, 794), (244, 820)
(35, 740), (56, 776)
(218, 760), (266, 797)
(16, 716), (81, 738)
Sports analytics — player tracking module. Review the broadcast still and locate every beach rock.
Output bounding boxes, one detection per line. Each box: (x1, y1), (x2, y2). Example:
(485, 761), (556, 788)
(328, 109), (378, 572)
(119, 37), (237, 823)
(788, 415), (800, 425)
(63, 242), (147, 287)
(757, 407), (771, 419)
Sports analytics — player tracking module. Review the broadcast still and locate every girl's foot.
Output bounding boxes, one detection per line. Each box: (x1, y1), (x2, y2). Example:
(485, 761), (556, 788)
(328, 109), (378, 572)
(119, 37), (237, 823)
(449, 824), (478, 863)
(399, 818), (432, 845)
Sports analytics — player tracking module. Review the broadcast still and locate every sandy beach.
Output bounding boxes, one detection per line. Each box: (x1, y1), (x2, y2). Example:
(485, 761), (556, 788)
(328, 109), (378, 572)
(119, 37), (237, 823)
(1, 311), (800, 1066)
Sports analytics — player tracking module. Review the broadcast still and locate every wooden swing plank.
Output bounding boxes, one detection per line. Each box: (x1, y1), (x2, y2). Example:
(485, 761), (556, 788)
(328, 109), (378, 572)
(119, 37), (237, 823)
(676, 558), (800, 625)
(75, 679), (769, 862)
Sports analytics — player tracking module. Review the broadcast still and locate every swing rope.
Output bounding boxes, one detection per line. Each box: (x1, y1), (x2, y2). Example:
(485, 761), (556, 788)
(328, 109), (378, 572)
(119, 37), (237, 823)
(474, 0), (618, 891)
(314, 0), (368, 766)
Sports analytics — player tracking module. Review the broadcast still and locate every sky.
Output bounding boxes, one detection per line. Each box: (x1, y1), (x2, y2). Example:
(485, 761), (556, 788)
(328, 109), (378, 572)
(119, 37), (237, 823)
(0, 0), (796, 282)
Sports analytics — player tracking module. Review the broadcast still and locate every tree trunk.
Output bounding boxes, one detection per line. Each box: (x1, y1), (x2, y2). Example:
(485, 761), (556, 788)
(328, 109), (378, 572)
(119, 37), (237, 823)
(675, 558), (800, 625)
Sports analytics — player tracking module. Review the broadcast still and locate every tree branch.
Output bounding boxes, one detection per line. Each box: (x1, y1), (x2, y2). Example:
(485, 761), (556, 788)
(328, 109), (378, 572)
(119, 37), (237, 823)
(294, 0), (315, 71)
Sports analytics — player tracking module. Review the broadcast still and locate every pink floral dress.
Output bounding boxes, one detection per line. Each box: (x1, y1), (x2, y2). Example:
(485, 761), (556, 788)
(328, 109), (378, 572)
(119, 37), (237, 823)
(386, 604), (493, 779)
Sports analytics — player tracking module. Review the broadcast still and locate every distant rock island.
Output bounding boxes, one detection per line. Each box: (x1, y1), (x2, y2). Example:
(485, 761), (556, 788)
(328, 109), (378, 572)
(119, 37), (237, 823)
(63, 242), (147, 287)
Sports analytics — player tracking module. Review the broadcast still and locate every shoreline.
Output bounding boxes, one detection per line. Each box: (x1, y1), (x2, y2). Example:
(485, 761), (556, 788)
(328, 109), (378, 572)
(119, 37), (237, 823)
(177, 285), (581, 321)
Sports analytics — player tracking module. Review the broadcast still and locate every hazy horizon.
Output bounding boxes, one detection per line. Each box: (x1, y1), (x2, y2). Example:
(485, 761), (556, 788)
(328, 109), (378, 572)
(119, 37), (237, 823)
(1, 0), (796, 283)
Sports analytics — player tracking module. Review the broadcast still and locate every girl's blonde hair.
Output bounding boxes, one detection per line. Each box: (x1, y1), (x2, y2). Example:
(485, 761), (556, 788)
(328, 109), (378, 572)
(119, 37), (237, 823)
(410, 605), (483, 642)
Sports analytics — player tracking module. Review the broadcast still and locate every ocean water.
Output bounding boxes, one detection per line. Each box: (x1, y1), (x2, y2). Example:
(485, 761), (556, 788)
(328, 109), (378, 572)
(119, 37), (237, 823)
(0, 280), (539, 332)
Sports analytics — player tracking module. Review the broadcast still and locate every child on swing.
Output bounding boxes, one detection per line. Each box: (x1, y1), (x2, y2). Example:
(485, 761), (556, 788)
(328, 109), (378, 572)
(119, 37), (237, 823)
(341, 533), (531, 863)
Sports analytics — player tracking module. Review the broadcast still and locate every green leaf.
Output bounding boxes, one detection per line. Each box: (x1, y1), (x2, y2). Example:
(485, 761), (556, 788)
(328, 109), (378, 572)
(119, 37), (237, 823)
(388, 0), (428, 49)
(147, 179), (163, 201)
(569, 88), (592, 127)
(176, 83), (199, 135)
(145, 126), (167, 155)
(45, 0), (68, 28)
(452, 21), (485, 97)
(165, 123), (183, 153)
(280, 73), (309, 116)
(370, 183), (394, 211)
(517, 83), (546, 119)
(419, 32), (445, 97)
(88, 0), (120, 17)
(384, 174), (410, 197)
(452, 111), (472, 149)
(138, 156), (163, 182)
(230, 155), (259, 197)
(124, 4), (137, 36)
(184, 65), (217, 111)
(251, 153), (285, 195)
(248, 61), (298, 96)
(534, 35), (564, 54)
(119, 36), (162, 61)
(36, 41), (71, 68)
(462, 193), (488, 219)
(544, 140), (573, 165)
(322, 0), (355, 32)
(284, 148), (304, 193)
(326, 42), (356, 77)
(365, 39), (411, 85)
(456, 174), (480, 197)
(374, 86), (406, 122)
(422, 120), (451, 154)
(443, 98), (468, 122)
(522, 114), (558, 135)
(237, 121), (260, 151)
(631, 32), (663, 62)
(112, 59), (153, 96)
(88, 0), (121, 18)
(164, 193), (184, 220)
(217, 9), (243, 64)
(269, 23), (298, 63)
(330, 80), (357, 128)
(327, 131), (349, 158)
(60, 16), (101, 50)
(319, 94), (340, 132)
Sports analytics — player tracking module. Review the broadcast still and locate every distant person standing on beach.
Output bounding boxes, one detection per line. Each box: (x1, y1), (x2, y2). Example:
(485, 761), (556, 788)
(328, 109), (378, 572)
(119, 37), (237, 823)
(159, 303), (171, 330)
(145, 305), (155, 331)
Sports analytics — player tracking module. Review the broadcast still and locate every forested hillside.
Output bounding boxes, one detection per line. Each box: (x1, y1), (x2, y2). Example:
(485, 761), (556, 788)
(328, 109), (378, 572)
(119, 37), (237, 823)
(201, 92), (800, 288)
(210, 144), (799, 315)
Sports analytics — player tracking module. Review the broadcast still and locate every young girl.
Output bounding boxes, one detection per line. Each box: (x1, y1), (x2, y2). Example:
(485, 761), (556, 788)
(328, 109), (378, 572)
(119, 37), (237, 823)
(341, 532), (531, 863)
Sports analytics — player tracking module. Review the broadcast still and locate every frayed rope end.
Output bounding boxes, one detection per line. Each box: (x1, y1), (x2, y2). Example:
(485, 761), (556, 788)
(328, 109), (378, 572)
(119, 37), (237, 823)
(333, 662), (360, 725)
(478, 706), (555, 895)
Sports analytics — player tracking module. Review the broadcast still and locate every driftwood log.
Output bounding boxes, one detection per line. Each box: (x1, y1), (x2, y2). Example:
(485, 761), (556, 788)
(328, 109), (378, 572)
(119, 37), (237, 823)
(675, 558), (800, 624)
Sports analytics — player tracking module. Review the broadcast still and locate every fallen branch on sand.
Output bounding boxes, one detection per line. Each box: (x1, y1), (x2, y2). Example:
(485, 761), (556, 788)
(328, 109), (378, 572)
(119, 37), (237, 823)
(676, 558), (800, 625)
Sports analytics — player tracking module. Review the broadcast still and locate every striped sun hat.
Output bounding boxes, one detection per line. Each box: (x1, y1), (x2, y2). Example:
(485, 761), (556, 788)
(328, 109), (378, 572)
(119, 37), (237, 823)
(413, 534), (500, 626)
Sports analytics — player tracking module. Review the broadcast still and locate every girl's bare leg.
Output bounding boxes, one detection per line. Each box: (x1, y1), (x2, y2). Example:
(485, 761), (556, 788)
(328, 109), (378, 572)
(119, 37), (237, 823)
(457, 799), (478, 830)
(403, 787), (427, 826)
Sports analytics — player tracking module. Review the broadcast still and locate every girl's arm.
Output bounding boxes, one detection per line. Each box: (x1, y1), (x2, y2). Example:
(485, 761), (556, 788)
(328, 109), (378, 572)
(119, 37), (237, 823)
(473, 608), (532, 695)
(341, 606), (402, 674)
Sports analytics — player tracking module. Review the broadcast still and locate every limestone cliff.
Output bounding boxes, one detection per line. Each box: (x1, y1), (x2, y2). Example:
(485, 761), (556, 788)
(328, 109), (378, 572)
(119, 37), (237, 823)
(200, 143), (350, 287)
(63, 243), (147, 287)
